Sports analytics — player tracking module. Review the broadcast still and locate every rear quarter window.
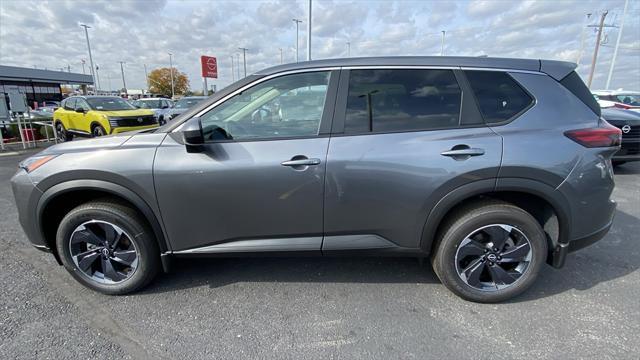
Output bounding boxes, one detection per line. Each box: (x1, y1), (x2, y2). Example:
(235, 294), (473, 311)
(559, 71), (601, 116)
(465, 71), (534, 124)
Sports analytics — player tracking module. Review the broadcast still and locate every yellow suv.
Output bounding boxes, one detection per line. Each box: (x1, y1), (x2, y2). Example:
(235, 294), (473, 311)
(54, 96), (158, 141)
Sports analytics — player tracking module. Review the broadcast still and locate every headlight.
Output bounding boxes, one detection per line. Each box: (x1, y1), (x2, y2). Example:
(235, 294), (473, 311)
(19, 155), (58, 173)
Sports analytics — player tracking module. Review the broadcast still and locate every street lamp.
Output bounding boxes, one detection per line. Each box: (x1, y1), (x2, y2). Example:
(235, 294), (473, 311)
(168, 52), (175, 99)
(238, 47), (248, 78)
(80, 24), (96, 93)
(293, 18), (302, 62)
(279, 48), (283, 64)
(346, 41), (351, 57)
(119, 61), (127, 96)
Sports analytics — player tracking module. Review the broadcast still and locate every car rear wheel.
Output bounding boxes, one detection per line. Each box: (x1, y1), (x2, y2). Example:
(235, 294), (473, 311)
(432, 200), (547, 303)
(56, 199), (160, 295)
(92, 125), (106, 137)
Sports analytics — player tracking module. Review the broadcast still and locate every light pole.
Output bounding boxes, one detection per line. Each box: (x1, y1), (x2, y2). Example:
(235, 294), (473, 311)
(307, 0), (312, 61)
(81, 59), (86, 74)
(144, 63), (149, 92)
(119, 61), (127, 96)
(80, 24), (96, 93)
(577, 13), (593, 65)
(587, 10), (608, 88)
(606, 0), (628, 89)
(441, 30), (446, 56)
(346, 41), (350, 57)
(279, 48), (283, 64)
(238, 47), (248, 78)
(230, 56), (235, 82)
(293, 18), (302, 62)
(236, 53), (240, 80)
(95, 64), (101, 92)
(168, 52), (175, 99)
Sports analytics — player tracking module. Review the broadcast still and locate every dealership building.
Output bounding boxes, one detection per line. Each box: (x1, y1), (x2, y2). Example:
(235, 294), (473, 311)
(0, 65), (93, 105)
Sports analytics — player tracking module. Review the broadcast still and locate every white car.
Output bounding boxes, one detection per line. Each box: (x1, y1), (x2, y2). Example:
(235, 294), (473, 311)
(593, 90), (640, 112)
(133, 98), (174, 125)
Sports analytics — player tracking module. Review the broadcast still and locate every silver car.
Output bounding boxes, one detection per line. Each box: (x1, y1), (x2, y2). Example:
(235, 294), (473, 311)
(132, 98), (173, 125)
(11, 57), (619, 302)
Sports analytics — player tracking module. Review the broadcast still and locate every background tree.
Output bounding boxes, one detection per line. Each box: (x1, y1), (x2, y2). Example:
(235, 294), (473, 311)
(148, 67), (189, 97)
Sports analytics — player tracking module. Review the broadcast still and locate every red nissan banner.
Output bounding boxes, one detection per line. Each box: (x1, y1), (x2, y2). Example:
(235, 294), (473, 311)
(200, 55), (218, 78)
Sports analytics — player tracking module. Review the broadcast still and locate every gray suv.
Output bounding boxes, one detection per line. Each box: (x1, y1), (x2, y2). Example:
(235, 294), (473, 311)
(11, 57), (620, 302)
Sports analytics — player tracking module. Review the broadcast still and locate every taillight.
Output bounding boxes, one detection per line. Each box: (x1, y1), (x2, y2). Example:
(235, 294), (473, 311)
(564, 121), (622, 148)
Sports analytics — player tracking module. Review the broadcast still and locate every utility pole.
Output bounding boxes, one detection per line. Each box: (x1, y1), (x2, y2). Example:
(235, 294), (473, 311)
(606, 0), (628, 89)
(238, 47), (248, 78)
(587, 10), (608, 88)
(80, 24), (96, 94)
(168, 52), (175, 99)
(577, 13), (593, 65)
(346, 41), (350, 57)
(293, 18), (302, 62)
(144, 63), (149, 91)
(441, 30), (446, 56)
(307, 0), (312, 61)
(279, 48), (283, 64)
(119, 61), (127, 96)
(231, 56), (235, 82)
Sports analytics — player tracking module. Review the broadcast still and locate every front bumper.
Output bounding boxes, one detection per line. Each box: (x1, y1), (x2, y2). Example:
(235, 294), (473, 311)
(10, 169), (46, 248)
(110, 124), (159, 134)
(613, 138), (640, 162)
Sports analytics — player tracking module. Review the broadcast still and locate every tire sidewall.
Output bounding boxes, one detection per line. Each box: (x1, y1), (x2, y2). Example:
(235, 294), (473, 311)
(56, 205), (158, 295)
(436, 207), (547, 303)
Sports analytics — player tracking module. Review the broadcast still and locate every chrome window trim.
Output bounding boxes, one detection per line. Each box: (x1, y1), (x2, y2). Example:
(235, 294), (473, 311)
(172, 65), (544, 132)
(460, 67), (544, 75)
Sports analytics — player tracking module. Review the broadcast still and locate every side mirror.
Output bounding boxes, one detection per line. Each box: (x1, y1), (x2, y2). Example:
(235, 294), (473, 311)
(182, 117), (204, 152)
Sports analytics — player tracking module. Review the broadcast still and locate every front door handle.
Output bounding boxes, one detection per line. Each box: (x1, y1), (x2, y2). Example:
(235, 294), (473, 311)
(281, 158), (321, 166)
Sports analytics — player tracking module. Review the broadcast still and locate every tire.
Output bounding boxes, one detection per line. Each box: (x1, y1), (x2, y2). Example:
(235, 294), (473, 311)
(55, 199), (160, 295)
(158, 116), (166, 126)
(55, 122), (72, 142)
(431, 200), (547, 303)
(92, 124), (106, 137)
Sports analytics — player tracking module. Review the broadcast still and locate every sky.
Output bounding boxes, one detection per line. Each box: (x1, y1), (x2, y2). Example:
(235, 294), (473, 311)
(1, 0), (639, 92)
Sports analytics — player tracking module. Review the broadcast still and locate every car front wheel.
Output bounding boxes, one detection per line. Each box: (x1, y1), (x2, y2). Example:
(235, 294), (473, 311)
(432, 200), (547, 303)
(56, 199), (160, 295)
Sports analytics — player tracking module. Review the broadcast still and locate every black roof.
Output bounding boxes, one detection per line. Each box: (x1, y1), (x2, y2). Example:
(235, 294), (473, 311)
(256, 56), (576, 80)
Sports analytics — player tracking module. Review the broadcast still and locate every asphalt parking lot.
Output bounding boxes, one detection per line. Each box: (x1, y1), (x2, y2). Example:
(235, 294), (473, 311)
(1, 148), (638, 359)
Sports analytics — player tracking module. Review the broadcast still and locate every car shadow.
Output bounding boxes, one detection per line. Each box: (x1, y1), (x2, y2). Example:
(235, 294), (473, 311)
(142, 209), (639, 302)
(513, 208), (640, 303)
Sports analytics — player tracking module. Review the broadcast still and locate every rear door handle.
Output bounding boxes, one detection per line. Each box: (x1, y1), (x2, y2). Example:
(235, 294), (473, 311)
(281, 158), (321, 166)
(440, 148), (485, 157)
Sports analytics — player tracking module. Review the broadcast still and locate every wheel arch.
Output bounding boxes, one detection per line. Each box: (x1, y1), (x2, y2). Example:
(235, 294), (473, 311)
(420, 178), (572, 261)
(37, 180), (170, 264)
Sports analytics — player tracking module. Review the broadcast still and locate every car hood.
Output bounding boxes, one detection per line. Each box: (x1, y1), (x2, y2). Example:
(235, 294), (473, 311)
(38, 129), (162, 155)
(94, 109), (155, 117)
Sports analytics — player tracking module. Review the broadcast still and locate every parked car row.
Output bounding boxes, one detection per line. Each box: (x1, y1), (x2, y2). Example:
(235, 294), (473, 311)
(593, 90), (640, 112)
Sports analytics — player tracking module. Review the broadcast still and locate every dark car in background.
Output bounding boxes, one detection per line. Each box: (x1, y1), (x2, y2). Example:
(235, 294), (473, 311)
(11, 57), (620, 302)
(601, 107), (640, 165)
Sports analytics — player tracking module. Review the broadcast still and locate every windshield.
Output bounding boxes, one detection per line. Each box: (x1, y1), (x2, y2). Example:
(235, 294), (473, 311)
(86, 97), (136, 111)
(137, 99), (163, 109)
(175, 98), (205, 109)
(616, 94), (640, 106)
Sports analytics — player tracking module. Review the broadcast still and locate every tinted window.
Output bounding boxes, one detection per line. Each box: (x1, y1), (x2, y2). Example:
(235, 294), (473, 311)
(559, 71), (600, 116)
(76, 99), (90, 111)
(200, 71), (330, 141)
(64, 98), (76, 110)
(465, 71), (533, 123)
(345, 69), (461, 133)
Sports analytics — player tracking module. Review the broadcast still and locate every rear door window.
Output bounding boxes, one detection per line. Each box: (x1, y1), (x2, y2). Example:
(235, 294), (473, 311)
(465, 71), (534, 123)
(344, 69), (462, 133)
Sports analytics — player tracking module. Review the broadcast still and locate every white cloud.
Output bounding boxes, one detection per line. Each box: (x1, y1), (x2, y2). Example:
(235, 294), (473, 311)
(1, 0), (637, 91)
